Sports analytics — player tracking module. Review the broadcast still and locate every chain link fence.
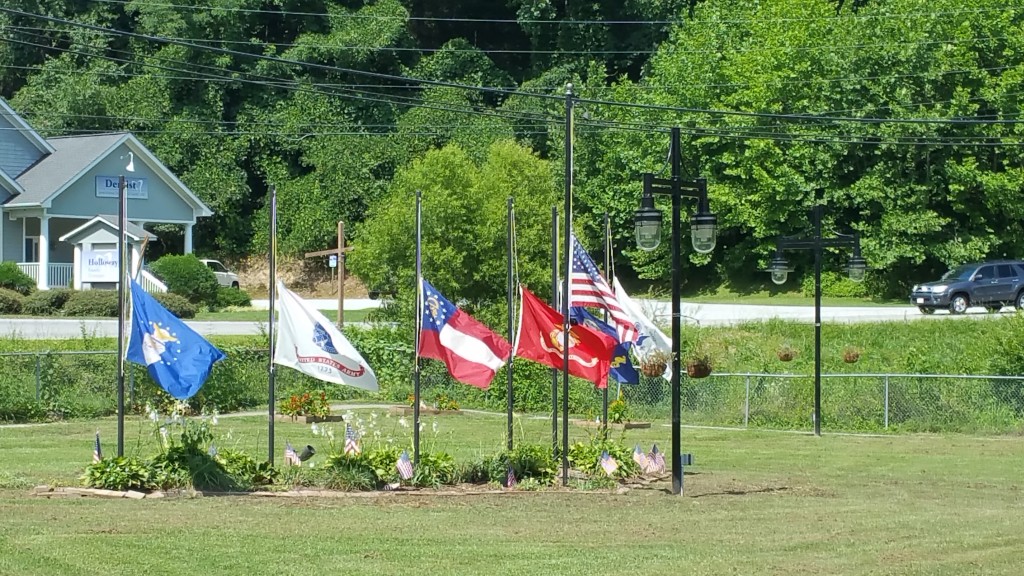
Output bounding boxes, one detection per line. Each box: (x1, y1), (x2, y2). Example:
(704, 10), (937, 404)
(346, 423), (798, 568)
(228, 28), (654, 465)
(3, 349), (1023, 434)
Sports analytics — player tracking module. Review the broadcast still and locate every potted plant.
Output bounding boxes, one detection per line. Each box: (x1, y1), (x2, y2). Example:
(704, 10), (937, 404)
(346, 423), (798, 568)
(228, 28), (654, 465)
(684, 343), (713, 379)
(777, 344), (797, 362)
(639, 349), (671, 378)
(843, 346), (862, 364)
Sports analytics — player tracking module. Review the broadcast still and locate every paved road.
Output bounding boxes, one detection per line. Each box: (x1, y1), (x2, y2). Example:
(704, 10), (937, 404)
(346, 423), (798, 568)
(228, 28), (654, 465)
(0, 299), (1010, 339)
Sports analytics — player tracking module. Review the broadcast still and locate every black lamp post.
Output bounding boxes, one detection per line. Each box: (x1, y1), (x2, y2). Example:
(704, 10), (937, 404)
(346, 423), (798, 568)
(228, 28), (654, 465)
(765, 201), (867, 437)
(634, 126), (717, 496)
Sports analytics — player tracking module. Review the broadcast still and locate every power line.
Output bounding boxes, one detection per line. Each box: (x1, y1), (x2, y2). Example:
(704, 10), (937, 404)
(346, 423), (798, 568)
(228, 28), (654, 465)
(86, 0), (1021, 25)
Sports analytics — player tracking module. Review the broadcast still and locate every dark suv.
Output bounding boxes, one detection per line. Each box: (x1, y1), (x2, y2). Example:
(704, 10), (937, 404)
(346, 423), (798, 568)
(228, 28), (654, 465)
(910, 261), (1024, 314)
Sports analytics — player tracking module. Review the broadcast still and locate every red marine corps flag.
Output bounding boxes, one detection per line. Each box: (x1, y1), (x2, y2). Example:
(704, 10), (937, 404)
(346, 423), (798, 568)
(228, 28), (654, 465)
(513, 286), (616, 387)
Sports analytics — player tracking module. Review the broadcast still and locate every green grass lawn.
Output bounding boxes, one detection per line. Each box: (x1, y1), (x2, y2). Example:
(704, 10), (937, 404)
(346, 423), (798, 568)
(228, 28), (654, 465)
(1, 410), (1022, 575)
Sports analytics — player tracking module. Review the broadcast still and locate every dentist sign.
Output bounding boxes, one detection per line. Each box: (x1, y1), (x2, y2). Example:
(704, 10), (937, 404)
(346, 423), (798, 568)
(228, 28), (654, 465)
(95, 176), (148, 199)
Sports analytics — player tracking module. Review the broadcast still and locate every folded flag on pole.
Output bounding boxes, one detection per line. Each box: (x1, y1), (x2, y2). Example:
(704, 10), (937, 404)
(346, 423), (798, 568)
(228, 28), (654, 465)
(126, 279), (225, 400)
(570, 306), (638, 385)
(274, 281), (378, 392)
(396, 450), (414, 480)
(600, 450), (619, 476)
(92, 431), (102, 463)
(570, 236), (638, 343)
(613, 277), (673, 380)
(284, 441), (301, 466)
(419, 279), (512, 389)
(514, 286), (616, 388)
(632, 444), (649, 471)
(344, 424), (361, 455)
(647, 444), (666, 474)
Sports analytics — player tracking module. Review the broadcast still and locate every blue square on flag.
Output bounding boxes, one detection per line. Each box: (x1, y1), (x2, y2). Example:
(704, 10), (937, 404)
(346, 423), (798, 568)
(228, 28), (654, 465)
(126, 279), (225, 400)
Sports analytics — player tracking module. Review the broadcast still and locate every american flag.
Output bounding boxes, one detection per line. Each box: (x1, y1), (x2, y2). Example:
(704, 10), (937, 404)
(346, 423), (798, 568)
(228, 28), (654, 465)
(632, 444), (649, 471)
(396, 450), (414, 480)
(600, 450), (619, 476)
(92, 431), (102, 463)
(506, 464), (517, 489)
(284, 441), (301, 466)
(647, 444), (666, 474)
(344, 424), (361, 455)
(570, 235), (638, 343)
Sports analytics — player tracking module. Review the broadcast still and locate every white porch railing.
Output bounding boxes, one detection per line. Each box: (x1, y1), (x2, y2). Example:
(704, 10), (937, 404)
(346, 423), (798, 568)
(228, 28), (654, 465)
(16, 263), (73, 289)
(138, 269), (168, 293)
(15, 263), (167, 293)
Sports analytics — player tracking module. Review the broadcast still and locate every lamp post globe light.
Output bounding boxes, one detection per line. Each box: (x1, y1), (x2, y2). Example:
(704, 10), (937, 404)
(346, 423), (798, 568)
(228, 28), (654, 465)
(633, 126), (717, 496)
(765, 201), (867, 437)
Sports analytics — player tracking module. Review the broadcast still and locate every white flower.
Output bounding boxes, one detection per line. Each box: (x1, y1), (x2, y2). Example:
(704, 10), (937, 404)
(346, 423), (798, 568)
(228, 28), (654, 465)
(398, 417), (409, 428)
(432, 421), (439, 433)
(373, 430), (381, 439)
(211, 414), (219, 426)
(418, 422), (424, 432)
(327, 429), (335, 441)
(370, 412), (378, 420)
(311, 423), (320, 435)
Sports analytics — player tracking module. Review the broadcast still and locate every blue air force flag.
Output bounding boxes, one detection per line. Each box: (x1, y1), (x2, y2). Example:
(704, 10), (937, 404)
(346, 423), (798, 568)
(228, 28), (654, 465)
(570, 306), (639, 384)
(126, 279), (226, 399)
(273, 281), (378, 392)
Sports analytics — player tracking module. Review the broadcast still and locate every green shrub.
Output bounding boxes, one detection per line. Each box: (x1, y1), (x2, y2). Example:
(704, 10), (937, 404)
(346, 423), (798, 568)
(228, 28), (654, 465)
(63, 290), (119, 317)
(216, 286), (251, 309)
(23, 288), (73, 316)
(800, 270), (868, 298)
(216, 449), (277, 489)
(0, 261), (35, 296)
(568, 436), (641, 480)
(81, 456), (152, 491)
(0, 288), (24, 314)
(153, 292), (198, 319)
(150, 254), (219, 307)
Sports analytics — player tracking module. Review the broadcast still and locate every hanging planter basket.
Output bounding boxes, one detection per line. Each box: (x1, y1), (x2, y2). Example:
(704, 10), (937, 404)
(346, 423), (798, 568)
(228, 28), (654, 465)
(685, 360), (712, 379)
(639, 362), (668, 378)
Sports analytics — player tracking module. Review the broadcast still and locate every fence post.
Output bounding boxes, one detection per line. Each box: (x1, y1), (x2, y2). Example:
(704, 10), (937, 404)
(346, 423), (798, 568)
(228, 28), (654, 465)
(129, 365), (135, 408)
(35, 352), (42, 400)
(884, 375), (889, 429)
(744, 375), (750, 427)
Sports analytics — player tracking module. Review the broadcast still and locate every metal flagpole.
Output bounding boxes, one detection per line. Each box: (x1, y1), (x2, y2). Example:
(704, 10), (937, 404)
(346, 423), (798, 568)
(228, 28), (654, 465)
(506, 197), (515, 451)
(267, 185), (277, 464)
(602, 212), (610, 432)
(561, 83), (574, 486)
(550, 206), (558, 458)
(413, 190), (422, 465)
(116, 174), (127, 457)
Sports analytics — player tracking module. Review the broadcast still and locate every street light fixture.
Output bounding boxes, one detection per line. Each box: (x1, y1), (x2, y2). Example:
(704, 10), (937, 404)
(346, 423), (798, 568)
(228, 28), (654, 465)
(765, 201), (866, 437)
(633, 126), (717, 496)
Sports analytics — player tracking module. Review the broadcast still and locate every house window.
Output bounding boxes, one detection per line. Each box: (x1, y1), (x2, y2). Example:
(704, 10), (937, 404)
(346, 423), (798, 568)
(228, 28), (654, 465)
(24, 238), (38, 262)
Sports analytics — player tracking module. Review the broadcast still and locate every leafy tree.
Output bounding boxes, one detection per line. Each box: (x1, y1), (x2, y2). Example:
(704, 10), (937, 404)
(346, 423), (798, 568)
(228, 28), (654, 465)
(348, 140), (558, 313)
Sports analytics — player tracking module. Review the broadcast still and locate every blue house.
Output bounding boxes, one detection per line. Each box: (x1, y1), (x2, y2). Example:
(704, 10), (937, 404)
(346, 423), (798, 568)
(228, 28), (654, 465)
(0, 97), (213, 290)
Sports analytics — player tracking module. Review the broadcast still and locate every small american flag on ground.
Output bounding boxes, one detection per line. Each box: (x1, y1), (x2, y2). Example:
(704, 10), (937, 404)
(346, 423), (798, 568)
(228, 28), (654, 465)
(506, 464), (517, 489)
(600, 450), (618, 476)
(396, 450), (414, 480)
(647, 444), (666, 474)
(92, 431), (102, 463)
(284, 441), (301, 466)
(632, 444), (649, 471)
(344, 424), (361, 455)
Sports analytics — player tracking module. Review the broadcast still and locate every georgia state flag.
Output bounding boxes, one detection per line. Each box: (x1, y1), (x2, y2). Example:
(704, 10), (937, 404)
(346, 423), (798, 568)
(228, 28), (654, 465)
(419, 279), (511, 389)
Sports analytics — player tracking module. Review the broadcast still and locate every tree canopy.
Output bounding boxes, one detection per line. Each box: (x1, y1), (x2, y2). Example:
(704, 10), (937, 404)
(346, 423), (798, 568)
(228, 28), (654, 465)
(1, 0), (1022, 302)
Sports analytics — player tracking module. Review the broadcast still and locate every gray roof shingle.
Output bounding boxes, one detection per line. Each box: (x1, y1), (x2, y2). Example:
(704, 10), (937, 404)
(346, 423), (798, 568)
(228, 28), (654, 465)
(8, 133), (126, 207)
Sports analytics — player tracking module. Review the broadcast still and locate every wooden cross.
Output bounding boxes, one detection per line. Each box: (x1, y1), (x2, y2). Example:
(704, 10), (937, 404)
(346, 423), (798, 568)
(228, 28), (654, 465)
(304, 221), (354, 328)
